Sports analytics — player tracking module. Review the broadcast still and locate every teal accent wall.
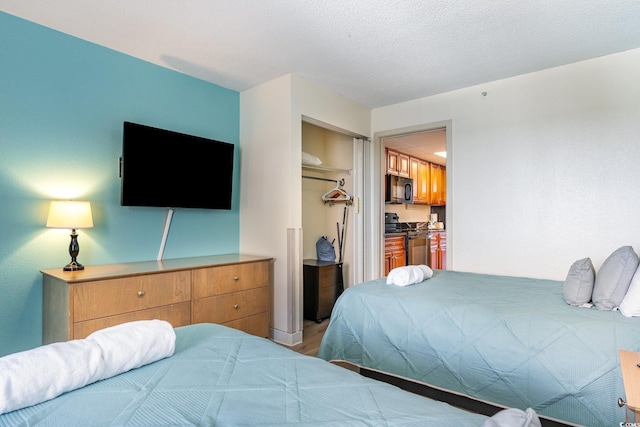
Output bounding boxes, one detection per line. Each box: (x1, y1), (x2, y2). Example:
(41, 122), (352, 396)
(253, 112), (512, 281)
(0, 12), (240, 357)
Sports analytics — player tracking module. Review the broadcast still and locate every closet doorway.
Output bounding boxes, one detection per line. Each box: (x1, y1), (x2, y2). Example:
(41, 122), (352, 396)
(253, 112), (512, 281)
(301, 118), (368, 289)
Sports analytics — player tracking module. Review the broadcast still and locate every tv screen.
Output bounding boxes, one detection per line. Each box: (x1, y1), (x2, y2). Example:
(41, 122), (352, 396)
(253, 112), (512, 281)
(120, 121), (234, 209)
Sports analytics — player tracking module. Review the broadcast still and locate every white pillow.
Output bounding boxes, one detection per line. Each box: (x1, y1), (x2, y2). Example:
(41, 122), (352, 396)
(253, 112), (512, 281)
(619, 266), (640, 317)
(301, 151), (322, 166)
(592, 246), (639, 310)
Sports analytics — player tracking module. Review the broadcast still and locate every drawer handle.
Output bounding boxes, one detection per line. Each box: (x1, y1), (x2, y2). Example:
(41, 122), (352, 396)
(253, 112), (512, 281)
(619, 397), (626, 408)
(234, 304), (239, 310)
(233, 276), (239, 281)
(137, 291), (145, 297)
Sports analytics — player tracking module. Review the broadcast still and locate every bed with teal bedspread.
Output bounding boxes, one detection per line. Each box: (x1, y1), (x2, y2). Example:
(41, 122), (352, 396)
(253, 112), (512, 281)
(317, 270), (640, 426)
(0, 323), (490, 426)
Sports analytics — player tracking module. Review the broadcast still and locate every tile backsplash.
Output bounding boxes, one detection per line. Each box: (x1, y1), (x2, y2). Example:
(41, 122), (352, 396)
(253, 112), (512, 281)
(384, 203), (445, 227)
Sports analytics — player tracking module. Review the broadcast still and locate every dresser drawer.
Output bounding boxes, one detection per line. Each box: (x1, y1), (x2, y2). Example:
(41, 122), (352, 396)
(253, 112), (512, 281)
(222, 312), (269, 338)
(73, 302), (191, 339)
(192, 261), (269, 298)
(192, 287), (269, 324)
(73, 271), (191, 322)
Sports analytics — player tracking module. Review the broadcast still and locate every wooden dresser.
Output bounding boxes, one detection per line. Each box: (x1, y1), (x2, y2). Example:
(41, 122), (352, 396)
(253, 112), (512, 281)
(41, 254), (272, 344)
(619, 349), (640, 422)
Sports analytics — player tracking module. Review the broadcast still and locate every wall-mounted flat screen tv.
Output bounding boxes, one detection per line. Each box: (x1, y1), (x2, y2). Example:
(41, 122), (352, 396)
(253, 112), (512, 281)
(120, 121), (234, 210)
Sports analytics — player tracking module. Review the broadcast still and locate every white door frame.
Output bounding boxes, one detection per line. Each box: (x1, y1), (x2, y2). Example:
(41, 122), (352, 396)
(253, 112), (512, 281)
(300, 117), (452, 285)
(370, 120), (453, 279)
(301, 116), (369, 286)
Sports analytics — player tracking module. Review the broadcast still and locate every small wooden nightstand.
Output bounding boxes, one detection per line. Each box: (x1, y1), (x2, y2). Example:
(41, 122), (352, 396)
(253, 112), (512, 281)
(619, 349), (640, 422)
(303, 259), (343, 323)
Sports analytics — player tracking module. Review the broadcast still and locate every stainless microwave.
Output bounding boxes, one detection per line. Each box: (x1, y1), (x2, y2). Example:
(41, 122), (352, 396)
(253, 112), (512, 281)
(385, 174), (414, 204)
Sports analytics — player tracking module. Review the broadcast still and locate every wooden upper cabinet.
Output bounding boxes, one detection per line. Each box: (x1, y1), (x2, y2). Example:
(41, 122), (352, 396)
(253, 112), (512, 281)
(429, 163), (446, 206)
(387, 148), (446, 205)
(397, 153), (410, 177)
(410, 157), (430, 204)
(409, 157), (418, 199)
(419, 160), (430, 202)
(386, 149), (398, 175)
(386, 149), (410, 177)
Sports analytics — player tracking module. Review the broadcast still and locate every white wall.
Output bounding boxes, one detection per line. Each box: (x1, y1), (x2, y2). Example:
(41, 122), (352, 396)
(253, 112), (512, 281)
(239, 49), (640, 343)
(373, 48), (640, 280)
(240, 74), (370, 345)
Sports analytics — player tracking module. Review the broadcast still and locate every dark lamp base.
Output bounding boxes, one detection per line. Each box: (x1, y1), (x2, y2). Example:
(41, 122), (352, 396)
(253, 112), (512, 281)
(63, 261), (84, 271)
(64, 230), (85, 271)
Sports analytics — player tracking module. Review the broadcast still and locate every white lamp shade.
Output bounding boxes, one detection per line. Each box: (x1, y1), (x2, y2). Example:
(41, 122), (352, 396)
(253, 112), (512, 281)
(46, 201), (94, 229)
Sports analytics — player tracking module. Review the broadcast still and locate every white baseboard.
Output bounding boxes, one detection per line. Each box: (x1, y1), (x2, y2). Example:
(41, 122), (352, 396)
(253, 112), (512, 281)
(270, 327), (303, 346)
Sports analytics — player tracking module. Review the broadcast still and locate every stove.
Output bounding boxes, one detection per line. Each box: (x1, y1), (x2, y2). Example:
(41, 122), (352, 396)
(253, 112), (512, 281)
(385, 213), (430, 266)
(385, 213), (428, 234)
(385, 212), (400, 233)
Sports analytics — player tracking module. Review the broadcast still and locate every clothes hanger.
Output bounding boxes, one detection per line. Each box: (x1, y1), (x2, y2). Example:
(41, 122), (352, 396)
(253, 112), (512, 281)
(322, 179), (353, 205)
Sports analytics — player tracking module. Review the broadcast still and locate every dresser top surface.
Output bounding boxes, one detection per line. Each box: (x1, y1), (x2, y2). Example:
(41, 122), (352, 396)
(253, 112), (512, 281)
(620, 349), (640, 411)
(41, 254), (272, 283)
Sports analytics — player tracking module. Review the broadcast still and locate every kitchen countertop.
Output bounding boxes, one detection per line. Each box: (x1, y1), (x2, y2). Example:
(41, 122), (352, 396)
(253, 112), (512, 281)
(384, 232), (407, 236)
(385, 229), (445, 236)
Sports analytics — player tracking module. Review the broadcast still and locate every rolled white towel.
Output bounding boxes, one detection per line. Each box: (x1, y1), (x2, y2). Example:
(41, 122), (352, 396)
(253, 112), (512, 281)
(386, 268), (397, 284)
(0, 319), (176, 415)
(394, 266), (424, 286)
(87, 319), (176, 381)
(0, 338), (104, 415)
(417, 264), (434, 279)
(482, 407), (541, 427)
(387, 265), (433, 286)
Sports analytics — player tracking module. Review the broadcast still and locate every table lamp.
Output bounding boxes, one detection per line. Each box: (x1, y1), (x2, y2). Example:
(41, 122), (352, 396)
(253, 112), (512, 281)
(46, 200), (94, 271)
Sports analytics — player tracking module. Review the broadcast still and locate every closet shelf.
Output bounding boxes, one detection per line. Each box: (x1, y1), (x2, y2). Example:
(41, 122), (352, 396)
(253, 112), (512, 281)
(302, 164), (352, 175)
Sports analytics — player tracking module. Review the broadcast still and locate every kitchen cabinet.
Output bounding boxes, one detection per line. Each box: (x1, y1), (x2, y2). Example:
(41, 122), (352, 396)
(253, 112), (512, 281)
(387, 148), (445, 205)
(429, 163), (446, 205)
(303, 260), (344, 323)
(429, 231), (446, 270)
(410, 157), (430, 204)
(385, 235), (406, 275)
(386, 149), (410, 177)
(42, 254), (272, 343)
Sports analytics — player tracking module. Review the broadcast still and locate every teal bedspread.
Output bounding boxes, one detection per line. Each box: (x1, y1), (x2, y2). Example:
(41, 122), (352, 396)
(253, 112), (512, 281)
(318, 270), (640, 426)
(1, 323), (487, 426)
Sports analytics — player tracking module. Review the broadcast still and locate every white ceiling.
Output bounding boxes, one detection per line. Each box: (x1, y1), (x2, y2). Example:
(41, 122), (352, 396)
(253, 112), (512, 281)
(2, 1), (640, 109)
(383, 128), (447, 166)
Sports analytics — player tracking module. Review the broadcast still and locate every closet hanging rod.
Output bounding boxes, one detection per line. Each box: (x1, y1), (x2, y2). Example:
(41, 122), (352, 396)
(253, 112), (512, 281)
(302, 175), (345, 186)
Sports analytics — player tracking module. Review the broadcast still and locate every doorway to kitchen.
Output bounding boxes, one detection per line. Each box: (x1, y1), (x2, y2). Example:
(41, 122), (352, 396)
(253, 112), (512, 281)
(379, 122), (450, 275)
